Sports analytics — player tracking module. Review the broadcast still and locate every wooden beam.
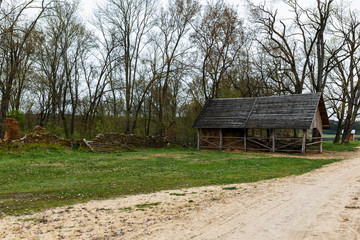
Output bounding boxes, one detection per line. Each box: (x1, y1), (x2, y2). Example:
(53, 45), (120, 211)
(306, 141), (322, 146)
(248, 138), (271, 150)
(244, 129), (247, 152)
(271, 129), (275, 153)
(223, 138), (244, 148)
(276, 139), (302, 149)
(83, 139), (95, 153)
(201, 138), (220, 148)
(319, 128), (323, 154)
(319, 140), (323, 153)
(219, 128), (223, 151)
(197, 129), (200, 150)
(301, 129), (308, 154)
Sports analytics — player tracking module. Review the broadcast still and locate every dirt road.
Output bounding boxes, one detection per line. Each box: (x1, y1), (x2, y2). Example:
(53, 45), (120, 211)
(147, 157), (360, 240)
(1, 155), (360, 239)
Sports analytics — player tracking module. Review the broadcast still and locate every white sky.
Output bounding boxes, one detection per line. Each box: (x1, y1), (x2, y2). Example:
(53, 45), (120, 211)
(79, 0), (360, 20)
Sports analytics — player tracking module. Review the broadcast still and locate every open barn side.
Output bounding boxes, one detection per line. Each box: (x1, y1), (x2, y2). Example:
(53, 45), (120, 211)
(193, 93), (330, 154)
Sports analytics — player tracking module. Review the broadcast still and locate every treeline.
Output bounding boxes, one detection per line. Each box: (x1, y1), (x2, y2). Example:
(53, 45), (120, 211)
(0, 0), (358, 144)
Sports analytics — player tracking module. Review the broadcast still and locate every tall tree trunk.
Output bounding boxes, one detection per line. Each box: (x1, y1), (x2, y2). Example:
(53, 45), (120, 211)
(333, 121), (343, 143)
(0, 87), (11, 138)
(341, 103), (359, 144)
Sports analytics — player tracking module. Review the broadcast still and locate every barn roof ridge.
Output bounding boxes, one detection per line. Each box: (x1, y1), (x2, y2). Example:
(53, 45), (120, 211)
(211, 92), (321, 101)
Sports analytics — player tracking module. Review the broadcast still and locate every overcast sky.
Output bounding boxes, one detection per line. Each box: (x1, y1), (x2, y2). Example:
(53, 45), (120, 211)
(79, 0), (360, 20)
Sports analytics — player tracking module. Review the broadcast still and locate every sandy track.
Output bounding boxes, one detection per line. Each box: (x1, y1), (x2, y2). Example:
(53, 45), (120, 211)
(1, 154), (360, 239)
(147, 157), (360, 240)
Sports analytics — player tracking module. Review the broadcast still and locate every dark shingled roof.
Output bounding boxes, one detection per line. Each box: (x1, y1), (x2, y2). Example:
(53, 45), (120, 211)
(193, 93), (330, 130)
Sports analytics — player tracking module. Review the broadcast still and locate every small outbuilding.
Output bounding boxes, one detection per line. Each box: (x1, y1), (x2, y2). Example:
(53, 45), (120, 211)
(193, 93), (330, 154)
(342, 130), (356, 141)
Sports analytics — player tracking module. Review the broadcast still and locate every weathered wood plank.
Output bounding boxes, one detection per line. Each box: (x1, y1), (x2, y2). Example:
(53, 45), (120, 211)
(301, 129), (308, 154)
(219, 129), (223, 151)
(252, 108), (315, 113)
(271, 129), (275, 153)
(197, 129), (200, 150)
(83, 139), (95, 153)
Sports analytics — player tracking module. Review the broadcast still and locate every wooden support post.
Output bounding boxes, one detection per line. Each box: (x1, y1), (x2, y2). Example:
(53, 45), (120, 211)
(318, 129), (323, 154)
(219, 128), (223, 151)
(197, 129), (200, 150)
(271, 129), (275, 153)
(301, 129), (308, 154)
(244, 129), (247, 152)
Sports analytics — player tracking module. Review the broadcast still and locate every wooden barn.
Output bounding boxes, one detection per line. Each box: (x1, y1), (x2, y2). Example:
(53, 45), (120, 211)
(193, 93), (330, 154)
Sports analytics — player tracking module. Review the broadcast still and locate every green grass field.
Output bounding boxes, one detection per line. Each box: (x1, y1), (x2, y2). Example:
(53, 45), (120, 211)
(322, 140), (360, 152)
(322, 134), (336, 138)
(0, 144), (345, 216)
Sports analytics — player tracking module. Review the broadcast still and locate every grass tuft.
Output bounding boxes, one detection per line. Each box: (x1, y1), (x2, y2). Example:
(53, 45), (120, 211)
(169, 193), (186, 196)
(135, 202), (161, 209)
(119, 207), (132, 212)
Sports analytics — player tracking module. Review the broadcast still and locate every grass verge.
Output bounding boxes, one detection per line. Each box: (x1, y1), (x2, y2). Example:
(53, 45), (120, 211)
(0, 146), (340, 216)
(322, 141), (360, 152)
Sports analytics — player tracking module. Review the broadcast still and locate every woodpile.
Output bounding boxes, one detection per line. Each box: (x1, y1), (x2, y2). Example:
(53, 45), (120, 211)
(18, 126), (70, 146)
(33, 125), (46, 134)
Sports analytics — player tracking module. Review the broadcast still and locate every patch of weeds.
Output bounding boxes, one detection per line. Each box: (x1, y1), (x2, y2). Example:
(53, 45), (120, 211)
(135, 202), (161, 211)
(211, 197), (220, 201)
(191, 192), (197, 194)
(223, 186), (237, 190)
(96, 208), (111, 211)
(119, 207), (132, 212)
(135, 202), (161, 208)
(66, 206), (73, 209)
(188, 200), (194, 203)
(169, 193), (186, 196)
(203, 190), (207, 193)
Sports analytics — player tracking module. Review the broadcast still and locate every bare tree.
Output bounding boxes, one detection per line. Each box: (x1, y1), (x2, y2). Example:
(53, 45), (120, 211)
(0, 0), (49, 138)
(35, 0), (91, 137)
(191, 0), (244, 99)
(249, 0), (338, 94)
(146, 0), (200, 136)
(326, 9), (360, 143)
(97, 0), (156, 133)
